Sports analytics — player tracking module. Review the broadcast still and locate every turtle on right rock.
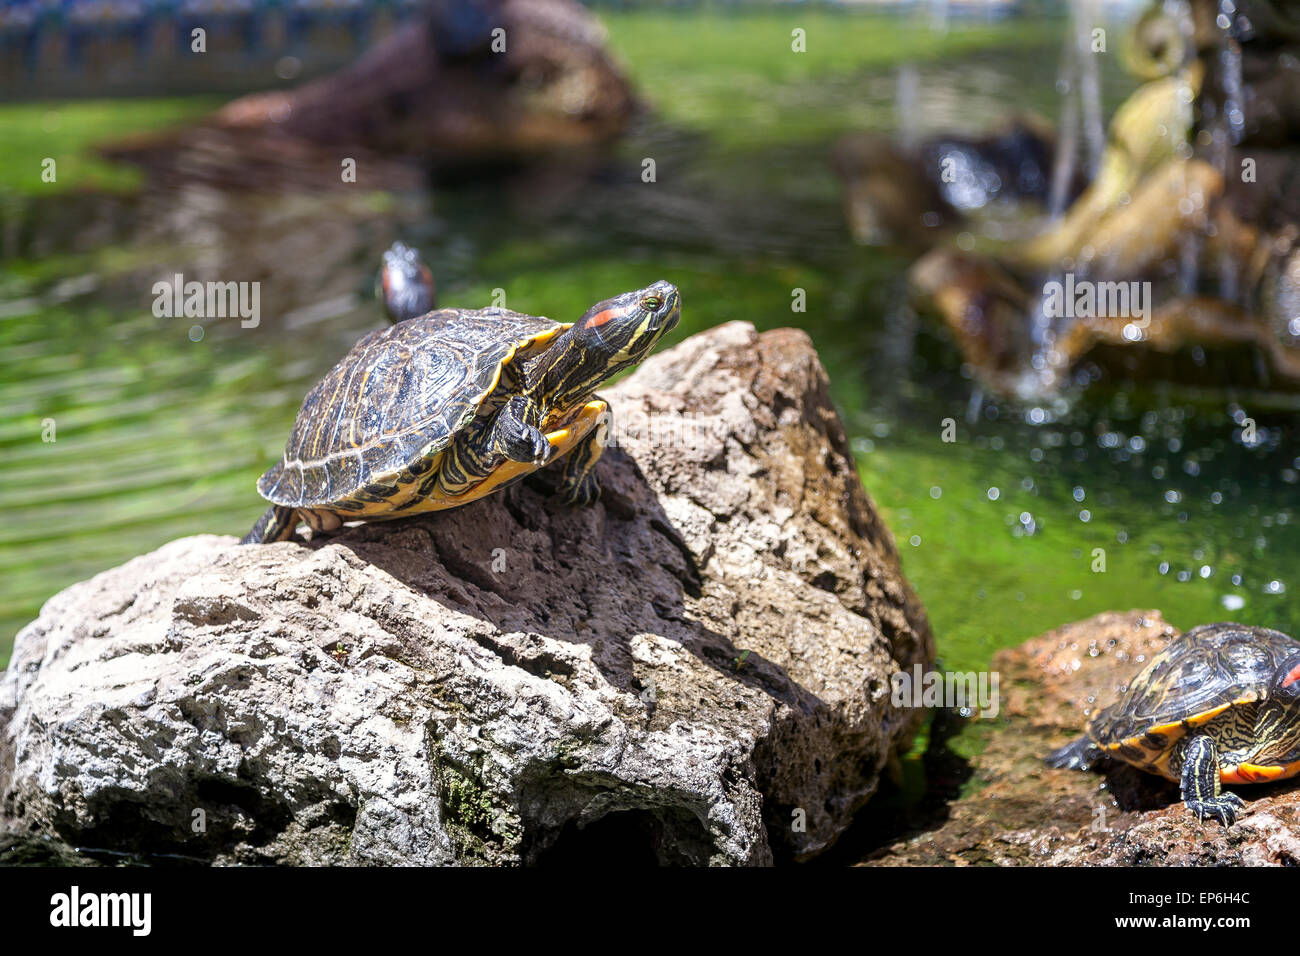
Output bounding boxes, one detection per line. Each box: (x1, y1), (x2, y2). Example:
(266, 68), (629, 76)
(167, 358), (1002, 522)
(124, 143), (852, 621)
(1046, 623), (1300, 826)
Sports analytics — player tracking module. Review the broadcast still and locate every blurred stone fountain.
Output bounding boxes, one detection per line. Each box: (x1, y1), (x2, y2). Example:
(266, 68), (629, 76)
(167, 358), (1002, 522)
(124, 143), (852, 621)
(905, 0), (1300, 398)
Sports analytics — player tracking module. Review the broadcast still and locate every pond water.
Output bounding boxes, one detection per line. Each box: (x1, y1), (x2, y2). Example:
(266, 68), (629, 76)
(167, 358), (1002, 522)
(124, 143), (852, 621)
(1, 9), (1296, 682)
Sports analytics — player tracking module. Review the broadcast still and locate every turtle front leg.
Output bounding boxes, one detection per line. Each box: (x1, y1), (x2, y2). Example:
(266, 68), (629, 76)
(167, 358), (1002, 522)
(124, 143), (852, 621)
(438, 396), (549, 498)
(556, 402), (609, 506)
(1180, 735), (1246, 826)
(489, 395), (550, 465)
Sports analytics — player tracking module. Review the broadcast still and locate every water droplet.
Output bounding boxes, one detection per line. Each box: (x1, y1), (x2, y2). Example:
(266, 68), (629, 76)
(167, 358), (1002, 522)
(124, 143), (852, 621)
(275, 55), (303, 80)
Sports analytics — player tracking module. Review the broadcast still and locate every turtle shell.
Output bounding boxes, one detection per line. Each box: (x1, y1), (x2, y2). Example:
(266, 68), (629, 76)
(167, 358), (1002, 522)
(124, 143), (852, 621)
(257, 307), (568, 509)
(1089, 623), (1300, 770)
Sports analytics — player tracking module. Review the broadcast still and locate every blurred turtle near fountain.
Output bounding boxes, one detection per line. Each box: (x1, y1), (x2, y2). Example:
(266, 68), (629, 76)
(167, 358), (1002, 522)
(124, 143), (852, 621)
(378, 240), (436, 322)
(903, 0), (1300, 398)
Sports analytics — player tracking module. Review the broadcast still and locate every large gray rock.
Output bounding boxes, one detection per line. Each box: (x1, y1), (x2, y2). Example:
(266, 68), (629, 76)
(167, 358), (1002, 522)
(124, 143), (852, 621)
(0, 322), (933, 866)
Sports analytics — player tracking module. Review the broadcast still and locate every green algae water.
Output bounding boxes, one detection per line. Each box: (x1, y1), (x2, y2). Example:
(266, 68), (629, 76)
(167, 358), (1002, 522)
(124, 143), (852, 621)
(0, 9), (1296, 684)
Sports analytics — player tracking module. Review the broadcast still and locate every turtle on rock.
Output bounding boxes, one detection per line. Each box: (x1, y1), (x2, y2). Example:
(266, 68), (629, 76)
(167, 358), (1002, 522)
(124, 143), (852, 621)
(378, 241), (436, 323)
(241, 281), (680, 544)
(1046, 622), (1300, 825)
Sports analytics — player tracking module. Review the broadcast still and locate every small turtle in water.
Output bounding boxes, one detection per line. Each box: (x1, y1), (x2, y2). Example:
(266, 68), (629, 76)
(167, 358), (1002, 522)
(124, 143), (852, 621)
(242, 280), (681, 543)
(378, 241), (435, 323)
(1046, 622), (1300, 825)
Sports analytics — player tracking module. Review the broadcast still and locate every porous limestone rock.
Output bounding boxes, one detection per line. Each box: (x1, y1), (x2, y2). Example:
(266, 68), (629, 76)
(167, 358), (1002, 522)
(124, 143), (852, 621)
(0, 322), (933, 866)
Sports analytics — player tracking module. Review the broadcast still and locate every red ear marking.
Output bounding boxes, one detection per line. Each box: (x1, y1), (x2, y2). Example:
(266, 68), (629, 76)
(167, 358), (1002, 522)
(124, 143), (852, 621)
(1282, 663), (1300, 687)
(585, 308), (618, 328)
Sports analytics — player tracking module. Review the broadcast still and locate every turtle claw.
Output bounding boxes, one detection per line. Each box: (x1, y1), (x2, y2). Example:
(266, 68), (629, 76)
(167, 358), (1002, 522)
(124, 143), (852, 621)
(499, 423), (549, 465)
(1185, 794), (1244, 827)
(1045, 736), (1103, 772)
(527, 428), (552, 465)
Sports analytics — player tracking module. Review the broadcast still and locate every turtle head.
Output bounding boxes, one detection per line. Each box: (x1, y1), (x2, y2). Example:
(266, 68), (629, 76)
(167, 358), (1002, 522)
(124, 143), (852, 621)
(378, 241), (435, 324)
(1257, 652), (1300, 762)
(574, 279), (680, 358)
(1270, 654), (1300, 705)
(539, 281), (681, 408)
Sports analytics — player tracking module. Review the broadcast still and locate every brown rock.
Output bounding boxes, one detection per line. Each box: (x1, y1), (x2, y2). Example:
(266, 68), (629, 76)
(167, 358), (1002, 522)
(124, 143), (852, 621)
(102, 0), (638, 192)
(0, 322), (933, 866)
